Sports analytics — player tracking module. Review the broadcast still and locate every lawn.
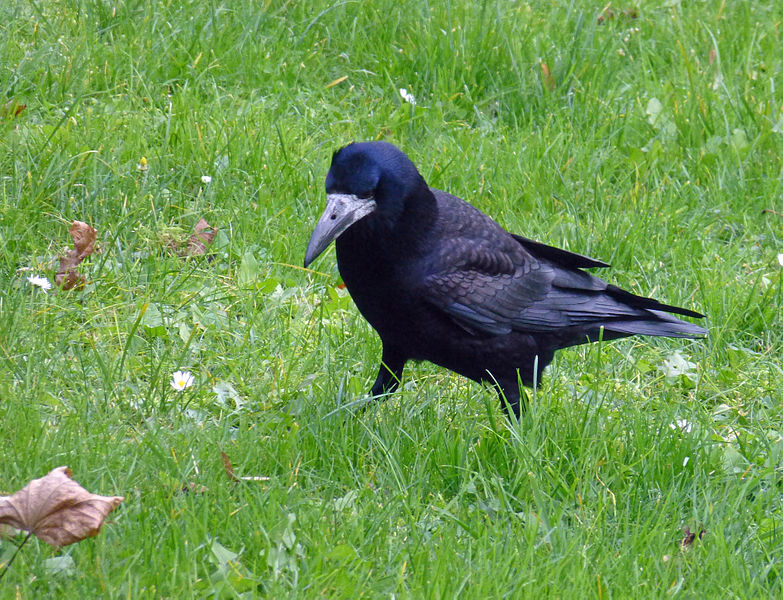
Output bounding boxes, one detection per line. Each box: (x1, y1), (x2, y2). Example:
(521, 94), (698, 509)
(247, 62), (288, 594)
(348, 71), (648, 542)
(1, 0), (782, 597)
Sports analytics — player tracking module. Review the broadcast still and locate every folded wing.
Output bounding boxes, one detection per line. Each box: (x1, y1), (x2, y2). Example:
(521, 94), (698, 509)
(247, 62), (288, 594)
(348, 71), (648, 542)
(423, 231), (705, 343)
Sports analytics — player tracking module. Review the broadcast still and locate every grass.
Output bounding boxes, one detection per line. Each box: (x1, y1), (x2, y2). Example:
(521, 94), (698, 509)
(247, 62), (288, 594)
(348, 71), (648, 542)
(1, 0), (782, 597)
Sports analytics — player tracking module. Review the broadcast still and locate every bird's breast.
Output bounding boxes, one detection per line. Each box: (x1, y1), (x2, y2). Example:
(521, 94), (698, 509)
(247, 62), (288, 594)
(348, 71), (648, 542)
(336, 241), (426, 332)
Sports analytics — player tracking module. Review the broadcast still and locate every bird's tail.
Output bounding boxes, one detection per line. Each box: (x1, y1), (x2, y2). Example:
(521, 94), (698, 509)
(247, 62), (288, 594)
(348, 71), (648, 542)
(602, 310), (706, 339)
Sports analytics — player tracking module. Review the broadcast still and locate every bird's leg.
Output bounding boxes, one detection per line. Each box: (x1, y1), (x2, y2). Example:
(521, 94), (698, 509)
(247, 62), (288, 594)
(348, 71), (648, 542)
(492, 380), (528, 421)
(369, 347), (406, 400)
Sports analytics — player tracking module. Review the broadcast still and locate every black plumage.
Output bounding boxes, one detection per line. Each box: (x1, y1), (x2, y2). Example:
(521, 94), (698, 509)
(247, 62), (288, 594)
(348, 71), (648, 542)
(304, 141), (706, 418)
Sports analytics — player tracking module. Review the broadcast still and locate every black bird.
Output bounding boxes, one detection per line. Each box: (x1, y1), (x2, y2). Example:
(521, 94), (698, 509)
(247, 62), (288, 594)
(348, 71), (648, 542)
(304, 141), (706, 418)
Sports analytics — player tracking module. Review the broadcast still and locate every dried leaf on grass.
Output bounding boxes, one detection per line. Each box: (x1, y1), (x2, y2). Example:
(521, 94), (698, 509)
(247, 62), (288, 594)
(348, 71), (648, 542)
(0, 466), (123, 547)
(1, 100), (26, 118)
(163, 218), (218, 257)
(56, 220), (97, 290)
(184, 218), (218, 256)
(221, 451), (270, 483)
(221, 451), (241, 482)
(681, 526), (705, 548)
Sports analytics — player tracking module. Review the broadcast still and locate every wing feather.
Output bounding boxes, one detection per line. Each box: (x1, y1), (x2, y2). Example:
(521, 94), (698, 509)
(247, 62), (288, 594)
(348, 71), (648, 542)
(423, 189), (704, 338)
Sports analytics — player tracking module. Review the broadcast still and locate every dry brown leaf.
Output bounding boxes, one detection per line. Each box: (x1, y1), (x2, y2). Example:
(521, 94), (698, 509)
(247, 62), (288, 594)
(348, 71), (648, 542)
(221, 451), (270, 483)
(1, 100), (26, 118)
(55, 220), (97, 290)
(183, 218), (217, 257)
(681, 526), (705, 548)
(221, 451), (241, 482)
(0, 467), (123, 547)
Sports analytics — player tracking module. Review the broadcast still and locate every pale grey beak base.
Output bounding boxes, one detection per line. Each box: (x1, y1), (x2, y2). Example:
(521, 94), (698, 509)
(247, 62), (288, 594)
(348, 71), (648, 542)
(304, 194), (377, 267)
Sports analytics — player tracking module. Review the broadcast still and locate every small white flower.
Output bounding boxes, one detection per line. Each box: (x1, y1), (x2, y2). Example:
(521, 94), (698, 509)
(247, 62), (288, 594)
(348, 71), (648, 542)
(682, 456), (690, 467)
(399, 88), (416, 105)
(27, 275), (52, 292)
(669, 419), (694, 434)
(777, 253), (783, 267)
(171, 370), (194, 391)
(201, 175), (212, 184)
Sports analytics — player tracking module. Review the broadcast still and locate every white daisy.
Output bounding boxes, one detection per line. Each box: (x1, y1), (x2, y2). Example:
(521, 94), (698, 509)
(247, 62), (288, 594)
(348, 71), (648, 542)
(27, 275), (52, 292)
(399, 88), (416, 105)
(171, 370), (195, 391)
(201, 175), (212, 184)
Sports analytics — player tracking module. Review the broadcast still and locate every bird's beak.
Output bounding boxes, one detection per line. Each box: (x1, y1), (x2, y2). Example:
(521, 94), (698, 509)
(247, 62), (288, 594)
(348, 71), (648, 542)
(304, 193), (377, 267)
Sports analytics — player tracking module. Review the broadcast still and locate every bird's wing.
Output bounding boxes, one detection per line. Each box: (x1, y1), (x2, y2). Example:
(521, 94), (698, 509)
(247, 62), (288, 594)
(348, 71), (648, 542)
(421, 236), (549, 335)
(422, 236), (663, 337)
(422, 189), (703, 338)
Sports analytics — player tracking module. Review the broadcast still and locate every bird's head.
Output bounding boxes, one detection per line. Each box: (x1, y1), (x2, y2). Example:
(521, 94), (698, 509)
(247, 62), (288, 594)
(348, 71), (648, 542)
(304, 141), (427, 267)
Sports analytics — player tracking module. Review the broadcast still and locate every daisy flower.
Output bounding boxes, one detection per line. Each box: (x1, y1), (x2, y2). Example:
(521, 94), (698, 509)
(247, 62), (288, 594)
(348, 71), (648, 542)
(171, 370), (195, 391)
(399, 88), (416, 105)
(27, 275), (52, 292)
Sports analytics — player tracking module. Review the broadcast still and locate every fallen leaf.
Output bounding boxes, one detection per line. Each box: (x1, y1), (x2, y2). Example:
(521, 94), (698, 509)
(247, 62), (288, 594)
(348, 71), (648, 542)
(55, 220), (97, 290)
(540, 62), (555, 91)
(0, 467), (123, 547)
(1, 100), (26, 118)
(221, 451), (270, 483)
(221, 451), (241, 482)
(681, 526), (705, 548)
(183, 218), (217, 256)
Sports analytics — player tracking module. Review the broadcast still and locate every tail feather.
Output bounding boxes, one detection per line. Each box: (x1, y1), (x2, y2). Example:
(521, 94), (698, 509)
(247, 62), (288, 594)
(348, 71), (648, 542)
(606, 285), (705, 319)
(604, 310), (707, 339)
